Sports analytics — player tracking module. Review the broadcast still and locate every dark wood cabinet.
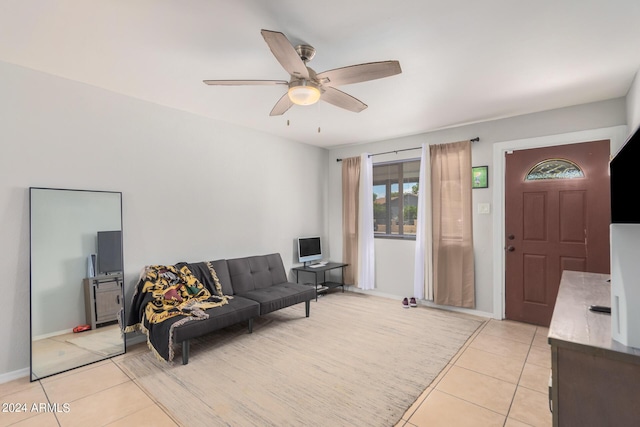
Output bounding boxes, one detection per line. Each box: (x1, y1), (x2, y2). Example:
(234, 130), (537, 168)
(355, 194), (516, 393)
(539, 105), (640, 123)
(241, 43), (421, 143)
(549, 271), (640, 426)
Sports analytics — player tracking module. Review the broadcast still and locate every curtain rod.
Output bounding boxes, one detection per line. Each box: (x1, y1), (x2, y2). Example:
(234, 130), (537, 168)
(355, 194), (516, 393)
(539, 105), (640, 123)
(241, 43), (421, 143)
(336, 137), (479, 162)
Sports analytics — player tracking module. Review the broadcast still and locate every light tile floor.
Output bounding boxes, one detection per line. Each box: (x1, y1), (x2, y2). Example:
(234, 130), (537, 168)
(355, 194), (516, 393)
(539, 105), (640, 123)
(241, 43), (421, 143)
(1, 319), (550, 427)
(399, 319), (552, 427)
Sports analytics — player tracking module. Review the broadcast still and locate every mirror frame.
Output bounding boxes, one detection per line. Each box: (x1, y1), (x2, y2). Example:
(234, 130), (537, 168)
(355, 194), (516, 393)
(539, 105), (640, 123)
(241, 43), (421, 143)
(29, 187), (126, 381)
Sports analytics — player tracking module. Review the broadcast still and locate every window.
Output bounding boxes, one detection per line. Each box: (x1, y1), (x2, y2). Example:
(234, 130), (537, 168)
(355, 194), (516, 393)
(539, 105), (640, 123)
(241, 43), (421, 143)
(373, 159), (420, 238)
(525, 158), (584, 180)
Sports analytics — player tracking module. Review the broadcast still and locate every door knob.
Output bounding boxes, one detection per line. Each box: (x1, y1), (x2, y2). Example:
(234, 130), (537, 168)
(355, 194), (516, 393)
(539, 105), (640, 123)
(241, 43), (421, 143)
(507, 246), (515, 252)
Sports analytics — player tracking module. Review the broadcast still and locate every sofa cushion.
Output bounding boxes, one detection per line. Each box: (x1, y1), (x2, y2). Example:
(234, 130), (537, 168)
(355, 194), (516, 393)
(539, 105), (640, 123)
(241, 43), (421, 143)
(209, 259), (234, 295)
(238, 283), (315, 315)
(227, 253), (288, 293)
(172, 296), (259, 344)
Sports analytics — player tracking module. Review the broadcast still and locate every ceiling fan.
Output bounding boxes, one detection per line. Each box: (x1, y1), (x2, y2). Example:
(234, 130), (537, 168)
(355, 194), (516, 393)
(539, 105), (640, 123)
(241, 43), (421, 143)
(203, 29), (402, 116)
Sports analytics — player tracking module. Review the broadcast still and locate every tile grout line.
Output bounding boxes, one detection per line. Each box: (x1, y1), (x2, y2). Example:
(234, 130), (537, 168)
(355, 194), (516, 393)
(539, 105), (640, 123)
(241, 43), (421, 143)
(433, 387), (510, 419)
(422, 319), (490, 391)
(109, 359), (181, 426)
(501, 325), (538, 427)
(38, 361), (164, 427)
(35, 380), (63, 427)
(401, 319), (549, 427)
(401, 318), (490, 422)
(432, 319), (517, 424)
(450, 318), (536, 427)
(451, 345), (525, 385)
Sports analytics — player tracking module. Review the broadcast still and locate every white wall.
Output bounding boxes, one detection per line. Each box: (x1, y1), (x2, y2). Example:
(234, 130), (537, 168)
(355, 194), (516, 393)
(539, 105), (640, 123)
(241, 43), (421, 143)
(0, 60), (328, 379)
(328, 98), (627, 317)
(626, 69), (640, 137)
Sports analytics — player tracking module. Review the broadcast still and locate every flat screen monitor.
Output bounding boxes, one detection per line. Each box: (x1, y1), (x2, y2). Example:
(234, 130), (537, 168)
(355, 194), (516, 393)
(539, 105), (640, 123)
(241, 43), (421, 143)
(298, 237), (322, 264)
(97, 230), (123, 275)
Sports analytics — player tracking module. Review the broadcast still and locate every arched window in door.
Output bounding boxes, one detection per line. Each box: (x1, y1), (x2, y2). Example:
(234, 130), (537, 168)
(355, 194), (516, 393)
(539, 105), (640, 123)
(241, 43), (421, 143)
(525, 158), (584, 181)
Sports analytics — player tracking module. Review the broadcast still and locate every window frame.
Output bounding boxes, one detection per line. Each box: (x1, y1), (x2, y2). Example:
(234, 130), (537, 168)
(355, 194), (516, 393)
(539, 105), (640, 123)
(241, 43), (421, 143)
(372, 157), (421, 240)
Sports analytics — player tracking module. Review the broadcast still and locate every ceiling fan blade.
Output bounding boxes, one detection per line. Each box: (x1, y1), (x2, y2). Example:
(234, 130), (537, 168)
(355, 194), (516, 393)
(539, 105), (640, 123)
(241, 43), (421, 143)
(203, 80), (288, 86)
(316, 61), (401, 86)
(261, 29), (309, 80)
(321, 87), (367, 113)
(270, 93), (294, 116)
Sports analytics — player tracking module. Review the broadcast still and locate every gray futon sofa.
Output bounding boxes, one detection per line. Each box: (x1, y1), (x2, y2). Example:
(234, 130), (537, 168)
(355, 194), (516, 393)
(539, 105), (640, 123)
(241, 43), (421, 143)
(167, 253), (314, 364)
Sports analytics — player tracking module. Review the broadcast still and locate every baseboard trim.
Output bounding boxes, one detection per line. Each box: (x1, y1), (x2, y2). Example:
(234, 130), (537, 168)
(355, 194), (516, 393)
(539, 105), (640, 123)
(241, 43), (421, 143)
(344, 286), (493, 319)
(0, 367), (29, 384)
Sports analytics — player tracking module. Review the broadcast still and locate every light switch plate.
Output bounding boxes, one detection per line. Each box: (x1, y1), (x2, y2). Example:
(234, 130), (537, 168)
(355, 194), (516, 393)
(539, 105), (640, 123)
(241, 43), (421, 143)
(478, 203), (491, 214)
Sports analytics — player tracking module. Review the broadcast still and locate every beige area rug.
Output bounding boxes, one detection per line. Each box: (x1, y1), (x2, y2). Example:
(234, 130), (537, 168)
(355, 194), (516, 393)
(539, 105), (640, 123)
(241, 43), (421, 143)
(66, 325), (124, 357)
(117, 292), (485, 427)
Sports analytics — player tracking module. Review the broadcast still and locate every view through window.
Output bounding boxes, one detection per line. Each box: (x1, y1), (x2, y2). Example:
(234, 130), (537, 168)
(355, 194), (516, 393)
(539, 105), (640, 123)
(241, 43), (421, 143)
(373, 159), (420, 238)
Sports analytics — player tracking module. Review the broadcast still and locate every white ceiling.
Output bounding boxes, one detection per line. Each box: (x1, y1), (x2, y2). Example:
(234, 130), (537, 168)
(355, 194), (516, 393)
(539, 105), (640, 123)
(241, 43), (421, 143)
(1, 1), (639, 148)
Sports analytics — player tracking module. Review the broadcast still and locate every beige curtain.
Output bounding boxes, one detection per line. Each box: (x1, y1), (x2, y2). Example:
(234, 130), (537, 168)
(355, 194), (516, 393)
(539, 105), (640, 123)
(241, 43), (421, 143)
(342, 156), (360, 285)
(430, 141), (475, 308)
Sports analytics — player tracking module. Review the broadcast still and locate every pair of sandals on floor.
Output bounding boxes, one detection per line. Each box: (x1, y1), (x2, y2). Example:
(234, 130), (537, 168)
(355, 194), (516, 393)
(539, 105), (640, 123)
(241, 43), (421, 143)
(402, 297), (417, 308)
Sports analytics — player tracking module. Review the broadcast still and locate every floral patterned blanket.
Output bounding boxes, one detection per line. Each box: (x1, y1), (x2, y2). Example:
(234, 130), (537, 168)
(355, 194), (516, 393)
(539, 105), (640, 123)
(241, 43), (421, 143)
(124, 263), (229, 362)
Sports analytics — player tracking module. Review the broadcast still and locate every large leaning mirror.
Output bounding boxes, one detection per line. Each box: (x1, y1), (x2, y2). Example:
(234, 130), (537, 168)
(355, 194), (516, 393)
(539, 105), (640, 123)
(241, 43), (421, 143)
(30, 188), (125, 381)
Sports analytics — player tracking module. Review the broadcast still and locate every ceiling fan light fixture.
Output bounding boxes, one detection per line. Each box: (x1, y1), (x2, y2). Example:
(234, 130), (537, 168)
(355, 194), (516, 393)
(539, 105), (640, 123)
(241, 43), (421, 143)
(288, 80), (321, 106)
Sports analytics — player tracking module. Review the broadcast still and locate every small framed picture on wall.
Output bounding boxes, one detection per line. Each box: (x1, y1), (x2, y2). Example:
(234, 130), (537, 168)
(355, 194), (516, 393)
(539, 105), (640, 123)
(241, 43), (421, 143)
(472, 166), (488, 189)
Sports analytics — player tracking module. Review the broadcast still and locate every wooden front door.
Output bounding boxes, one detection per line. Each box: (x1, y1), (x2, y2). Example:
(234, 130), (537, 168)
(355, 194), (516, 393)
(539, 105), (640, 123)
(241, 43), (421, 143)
(505, 140), (611, 326)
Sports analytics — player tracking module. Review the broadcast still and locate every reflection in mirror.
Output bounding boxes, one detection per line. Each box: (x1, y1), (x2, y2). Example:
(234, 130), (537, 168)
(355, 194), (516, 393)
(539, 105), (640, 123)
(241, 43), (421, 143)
(30, 188), (125, 381)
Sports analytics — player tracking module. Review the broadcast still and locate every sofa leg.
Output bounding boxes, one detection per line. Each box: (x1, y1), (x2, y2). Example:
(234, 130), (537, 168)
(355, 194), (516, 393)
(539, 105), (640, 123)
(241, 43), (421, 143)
(182, 340), (190, 365)
(305, 300), (310, 317)
(248, 318), (254, 333)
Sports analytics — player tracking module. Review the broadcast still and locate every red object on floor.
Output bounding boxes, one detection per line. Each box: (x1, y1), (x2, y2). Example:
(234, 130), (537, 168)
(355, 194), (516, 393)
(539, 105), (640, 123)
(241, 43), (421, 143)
(73, 324), (91, 333)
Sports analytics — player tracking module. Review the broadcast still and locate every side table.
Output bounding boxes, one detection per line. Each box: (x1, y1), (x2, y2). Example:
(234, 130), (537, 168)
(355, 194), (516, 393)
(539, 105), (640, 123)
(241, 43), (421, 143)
(292, 262), (348, 301)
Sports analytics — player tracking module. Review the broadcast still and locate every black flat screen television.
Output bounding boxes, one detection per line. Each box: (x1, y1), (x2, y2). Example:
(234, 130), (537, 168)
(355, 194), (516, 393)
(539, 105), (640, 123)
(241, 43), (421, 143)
(97, 230), (123, 275)
(611, 125), (640, 223)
